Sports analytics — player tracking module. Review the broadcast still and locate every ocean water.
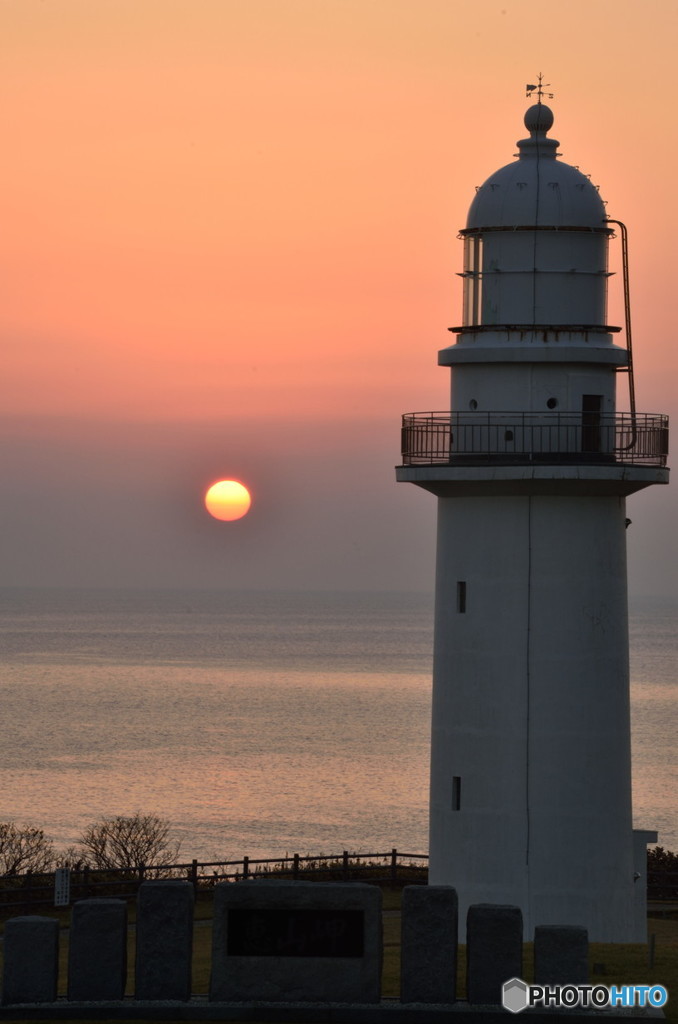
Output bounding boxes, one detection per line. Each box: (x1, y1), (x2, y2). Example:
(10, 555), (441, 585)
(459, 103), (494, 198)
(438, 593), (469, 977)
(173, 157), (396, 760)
(0, 588), (675, 863)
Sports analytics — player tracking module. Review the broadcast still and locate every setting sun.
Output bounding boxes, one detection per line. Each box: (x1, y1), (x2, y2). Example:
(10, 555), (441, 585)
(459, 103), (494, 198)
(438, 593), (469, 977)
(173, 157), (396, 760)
(204, 480), (252, 522)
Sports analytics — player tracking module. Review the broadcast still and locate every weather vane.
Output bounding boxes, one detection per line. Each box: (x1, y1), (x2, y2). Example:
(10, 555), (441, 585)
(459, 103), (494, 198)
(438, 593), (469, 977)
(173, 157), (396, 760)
(526, 72), (554, 102)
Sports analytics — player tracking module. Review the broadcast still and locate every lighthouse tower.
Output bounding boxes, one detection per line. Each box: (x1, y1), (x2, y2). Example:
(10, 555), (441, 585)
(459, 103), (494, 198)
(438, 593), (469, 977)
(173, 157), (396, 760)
(397, 94), (669, 942)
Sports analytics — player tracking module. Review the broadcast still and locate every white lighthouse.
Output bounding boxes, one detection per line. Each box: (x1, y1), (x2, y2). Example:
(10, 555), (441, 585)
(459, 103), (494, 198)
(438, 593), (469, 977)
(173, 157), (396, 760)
(397, 90), (669, 942)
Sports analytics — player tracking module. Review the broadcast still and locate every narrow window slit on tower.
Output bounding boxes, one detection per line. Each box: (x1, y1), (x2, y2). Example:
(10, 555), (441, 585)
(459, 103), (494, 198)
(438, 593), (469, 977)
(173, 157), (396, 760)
(452, 777), (462, 811)
(457, 581), (467, 613)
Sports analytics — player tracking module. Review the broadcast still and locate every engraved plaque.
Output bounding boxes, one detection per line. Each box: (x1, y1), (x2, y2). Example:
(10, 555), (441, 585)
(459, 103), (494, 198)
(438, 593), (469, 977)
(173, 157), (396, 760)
(227, 908), (364, 958)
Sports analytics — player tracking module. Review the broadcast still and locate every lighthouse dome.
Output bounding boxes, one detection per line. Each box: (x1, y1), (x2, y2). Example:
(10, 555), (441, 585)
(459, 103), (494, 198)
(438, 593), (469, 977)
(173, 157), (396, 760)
(466, 104), (606, 230)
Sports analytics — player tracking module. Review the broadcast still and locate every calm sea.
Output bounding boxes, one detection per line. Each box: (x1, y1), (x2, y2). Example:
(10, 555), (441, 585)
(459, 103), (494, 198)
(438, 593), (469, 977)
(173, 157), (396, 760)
(0, 588), (675, 862)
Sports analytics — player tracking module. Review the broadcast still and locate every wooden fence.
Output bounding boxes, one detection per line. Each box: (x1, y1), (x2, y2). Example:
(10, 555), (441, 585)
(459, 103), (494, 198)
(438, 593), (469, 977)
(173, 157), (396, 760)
(0, 848), (428, 914)
(1, 851), (675, 915)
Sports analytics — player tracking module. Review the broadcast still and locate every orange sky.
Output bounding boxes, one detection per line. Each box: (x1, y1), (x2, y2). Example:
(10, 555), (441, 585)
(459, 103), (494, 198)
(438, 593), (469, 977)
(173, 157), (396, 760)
(1, 0), (676, 593)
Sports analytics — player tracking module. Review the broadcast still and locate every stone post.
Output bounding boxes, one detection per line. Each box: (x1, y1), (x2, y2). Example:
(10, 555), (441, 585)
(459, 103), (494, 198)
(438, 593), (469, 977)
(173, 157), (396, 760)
(135, 880), (194, 1000)
(534, 925), (588, 984)
(67, 899), (127, 1001)
(2, 916), (59, 1005)
(466, 904), (522, 1005)
(401, 885), (458, 1004)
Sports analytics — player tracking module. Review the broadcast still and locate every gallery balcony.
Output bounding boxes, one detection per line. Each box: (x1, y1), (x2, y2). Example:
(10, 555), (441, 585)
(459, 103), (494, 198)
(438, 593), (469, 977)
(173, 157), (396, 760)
(400, 411), (669, 468)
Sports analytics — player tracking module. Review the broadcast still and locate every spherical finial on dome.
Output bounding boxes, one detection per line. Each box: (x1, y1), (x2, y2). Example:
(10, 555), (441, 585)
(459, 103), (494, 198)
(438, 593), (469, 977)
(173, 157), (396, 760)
(524, 103), (554, 134)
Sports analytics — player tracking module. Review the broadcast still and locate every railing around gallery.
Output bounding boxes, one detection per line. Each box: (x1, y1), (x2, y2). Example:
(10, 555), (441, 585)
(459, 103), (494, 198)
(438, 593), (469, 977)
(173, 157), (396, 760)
(400, 411), (669, 467)
(0, 849), (429, 913)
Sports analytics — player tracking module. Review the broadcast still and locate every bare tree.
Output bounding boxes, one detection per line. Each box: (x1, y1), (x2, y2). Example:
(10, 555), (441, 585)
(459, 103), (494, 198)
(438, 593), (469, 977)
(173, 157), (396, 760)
(54, 846), (88, 871)
(0, 822), (55, 875)
(76, 813), (180, 870)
